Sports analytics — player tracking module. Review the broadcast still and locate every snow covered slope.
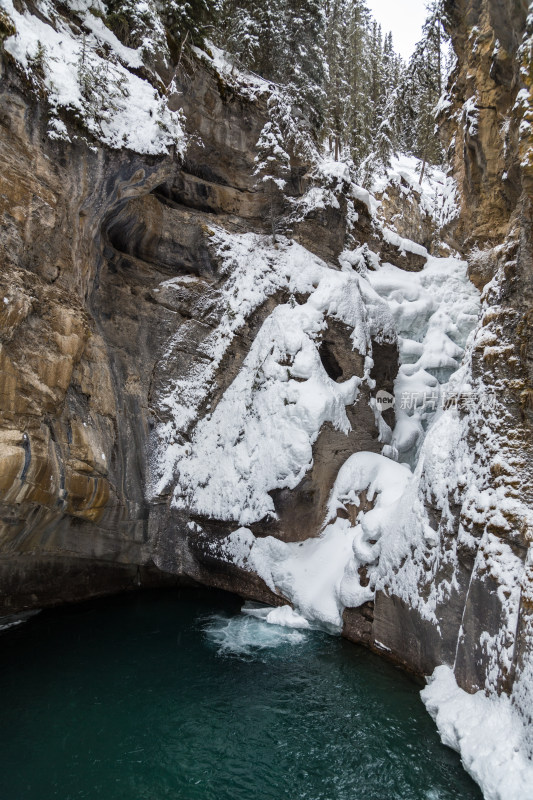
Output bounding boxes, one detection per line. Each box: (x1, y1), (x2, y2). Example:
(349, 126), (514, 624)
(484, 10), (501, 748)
(152, 230), (393, 526)
(1, 0), (186, 154)
(150, 154), (533, 798)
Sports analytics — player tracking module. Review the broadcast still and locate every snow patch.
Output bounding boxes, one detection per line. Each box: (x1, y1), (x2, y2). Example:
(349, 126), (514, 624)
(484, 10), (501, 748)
(422, 666), (533, 800)
(242, 603), (311, 630)
(3, 0), (186, 154)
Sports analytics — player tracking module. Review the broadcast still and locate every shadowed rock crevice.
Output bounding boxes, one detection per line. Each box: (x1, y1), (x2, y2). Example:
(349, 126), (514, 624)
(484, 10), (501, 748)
(104, 193), (216, 279)
(319, 339), (344, 381)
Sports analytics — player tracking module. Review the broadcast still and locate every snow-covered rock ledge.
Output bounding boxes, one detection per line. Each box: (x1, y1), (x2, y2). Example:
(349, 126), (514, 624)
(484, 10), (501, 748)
(422, 666), (533, 800)
(1, 0), (187, 155)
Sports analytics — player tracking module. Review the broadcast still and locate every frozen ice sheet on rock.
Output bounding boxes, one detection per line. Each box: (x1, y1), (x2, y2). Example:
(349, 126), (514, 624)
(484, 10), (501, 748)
(381, 226), (429, 259)
(170, 299), (361, 525)
(326, 453), (414, 612)
(327, 451), (412, 522)
(367, 257), (480, 462)
(158, 232), (394, 526)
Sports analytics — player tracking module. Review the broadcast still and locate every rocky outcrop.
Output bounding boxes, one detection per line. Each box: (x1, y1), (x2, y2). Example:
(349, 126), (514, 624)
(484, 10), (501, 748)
(340, 0), (533, 713)
(444, 0), (528, 250)
(443, 0), (533, 723)
(376, 178), (438, 253)
(0, 28), (265, 609)
(0, 5), (406, 612)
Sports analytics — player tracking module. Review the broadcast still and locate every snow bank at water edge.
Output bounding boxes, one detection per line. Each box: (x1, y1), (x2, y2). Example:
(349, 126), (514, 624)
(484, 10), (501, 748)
(422, 666), (533, 800)
(210, 453), (412, 630)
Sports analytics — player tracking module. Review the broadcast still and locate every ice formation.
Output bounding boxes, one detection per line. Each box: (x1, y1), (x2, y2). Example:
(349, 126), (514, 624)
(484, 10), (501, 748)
(153, 158), (533, 795)
(163, 201), (480, 631)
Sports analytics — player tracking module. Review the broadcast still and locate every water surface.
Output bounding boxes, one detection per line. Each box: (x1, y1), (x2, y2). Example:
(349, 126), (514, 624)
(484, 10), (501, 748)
(0, 589), (481, 800)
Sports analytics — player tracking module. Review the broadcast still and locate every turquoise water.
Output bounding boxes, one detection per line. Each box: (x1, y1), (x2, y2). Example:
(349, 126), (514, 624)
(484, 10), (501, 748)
(0, 589), (481, 800)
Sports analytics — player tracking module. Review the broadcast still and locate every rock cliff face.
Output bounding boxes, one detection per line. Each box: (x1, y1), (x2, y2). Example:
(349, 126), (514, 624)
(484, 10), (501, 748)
(2, 0), (533, 751)
(325, 0), (533, 714)
(0, 27), (260, 606)
(439, 0), (533, 730)
(336, 0), (533, 726)
(0, 5), (406, 611)
(439, 0), (533, 698)
(340, 0), (533, 733)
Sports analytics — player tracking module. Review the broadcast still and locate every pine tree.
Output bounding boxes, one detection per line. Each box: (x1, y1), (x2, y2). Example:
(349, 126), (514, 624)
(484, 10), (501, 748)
(399, 0), (448, 175)
(219, 0), (326, 129)
(214, 0), (448, 185)
(424, 0), (445, 97)
(282, 0), (326, 129)
(77, 35), (129, 126)
(27, 39), (48, 91)
(373, 87), (399, 177)
(218, 0), (283, 77)
(348, 16), (404, 185)
(323, 0), (349, 159)
(253, 120), (291, 243)
(218, 1), (261, 66)
(167, 0), (217, 47)
(344, 0), (373, 166)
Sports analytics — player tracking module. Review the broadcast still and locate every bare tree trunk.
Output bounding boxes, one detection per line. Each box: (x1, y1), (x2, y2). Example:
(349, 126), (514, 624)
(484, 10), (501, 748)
(437, 20), (442, 97)
(419, 157), (427, 184)
(165, 30), (189, 94)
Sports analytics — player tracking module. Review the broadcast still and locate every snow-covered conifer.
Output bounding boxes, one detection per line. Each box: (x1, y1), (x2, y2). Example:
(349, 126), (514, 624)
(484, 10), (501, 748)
(253, 120), (290, 243)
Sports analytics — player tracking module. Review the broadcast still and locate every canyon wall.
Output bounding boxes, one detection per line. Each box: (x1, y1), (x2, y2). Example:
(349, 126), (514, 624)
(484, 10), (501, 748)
(2, 0), (533, 746)
(0, 1), (404, 611)
(331, 0), (533, 713)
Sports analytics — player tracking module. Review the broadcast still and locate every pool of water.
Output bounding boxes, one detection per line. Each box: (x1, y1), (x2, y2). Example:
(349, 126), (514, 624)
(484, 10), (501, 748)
(0, 589), (482, 800)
